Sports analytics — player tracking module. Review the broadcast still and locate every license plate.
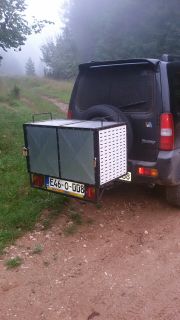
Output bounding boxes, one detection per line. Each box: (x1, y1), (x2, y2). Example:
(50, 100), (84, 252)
(46, 177), (85, 198)
(119, 172), (132, 182)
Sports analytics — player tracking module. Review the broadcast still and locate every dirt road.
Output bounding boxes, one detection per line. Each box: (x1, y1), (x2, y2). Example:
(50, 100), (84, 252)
(1, 185), (180, 320)
(42, 96), (68, 114)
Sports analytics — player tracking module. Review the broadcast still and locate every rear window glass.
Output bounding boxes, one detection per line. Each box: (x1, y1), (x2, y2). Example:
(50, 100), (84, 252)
(168, 64), (180, 114)
(75, 65), (154, 112)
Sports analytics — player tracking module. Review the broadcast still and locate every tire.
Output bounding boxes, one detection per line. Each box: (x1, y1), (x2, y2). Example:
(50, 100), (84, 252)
(80, 104), (133, 154)
(166, 185), (180, 207)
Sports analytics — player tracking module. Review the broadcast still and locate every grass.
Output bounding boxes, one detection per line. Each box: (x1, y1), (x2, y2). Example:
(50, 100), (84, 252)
(64, 209), (83, 236)
(42, 219), (51, 230)
(68, 210), (83, 225)
(0, 76), (73, 253)
(32, 244), (43, 254)
(20, 77), (73, 103)
(0, 77), (73, 120)
(64, 223), (77, 236)
(96, 203), (102, 210)
(5, 256), (23, 269)
(41, 198), (70, 230)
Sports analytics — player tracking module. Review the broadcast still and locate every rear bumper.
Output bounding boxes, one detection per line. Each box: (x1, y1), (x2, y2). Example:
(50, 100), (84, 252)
(157, 150), (180, 185)
(128, 149), (180, 186)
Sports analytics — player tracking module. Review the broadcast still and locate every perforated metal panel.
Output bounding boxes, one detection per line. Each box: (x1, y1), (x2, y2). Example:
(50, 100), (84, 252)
(99, 125), (127, 185)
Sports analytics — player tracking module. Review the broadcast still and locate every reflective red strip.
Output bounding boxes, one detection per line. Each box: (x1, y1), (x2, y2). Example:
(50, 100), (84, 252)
(85, 186), (96, 201)
(32, 174), (44, 187)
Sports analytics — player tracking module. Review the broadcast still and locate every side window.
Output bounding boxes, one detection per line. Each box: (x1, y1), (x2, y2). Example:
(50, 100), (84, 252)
(168, 64), (180, 115)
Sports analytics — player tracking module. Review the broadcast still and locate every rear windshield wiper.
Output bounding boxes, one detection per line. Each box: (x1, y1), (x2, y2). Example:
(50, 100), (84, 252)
(120, 100), (147, 109)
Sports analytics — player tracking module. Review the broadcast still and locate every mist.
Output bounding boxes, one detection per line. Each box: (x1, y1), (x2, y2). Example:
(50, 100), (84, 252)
(0, 30), (58, 76)
(40, 0), (180, 79)
(1, 0), (180, 79)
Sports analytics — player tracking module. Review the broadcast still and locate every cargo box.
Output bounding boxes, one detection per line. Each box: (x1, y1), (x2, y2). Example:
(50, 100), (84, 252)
(23, 119), (127, 201)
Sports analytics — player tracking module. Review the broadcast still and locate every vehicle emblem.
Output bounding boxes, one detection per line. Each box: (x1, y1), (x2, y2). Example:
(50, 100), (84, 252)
(145, 122), (153, 128)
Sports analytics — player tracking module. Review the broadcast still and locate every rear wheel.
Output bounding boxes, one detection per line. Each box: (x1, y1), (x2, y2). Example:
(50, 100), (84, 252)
(166, 185), (180, 207)
(80, 104), (133, 154)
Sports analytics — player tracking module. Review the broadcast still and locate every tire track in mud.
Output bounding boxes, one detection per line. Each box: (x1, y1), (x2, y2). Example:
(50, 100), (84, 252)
(41, 96), (68, 114)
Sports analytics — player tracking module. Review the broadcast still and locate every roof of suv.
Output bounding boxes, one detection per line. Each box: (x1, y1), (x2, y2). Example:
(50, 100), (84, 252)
(79, 58), (161, 71)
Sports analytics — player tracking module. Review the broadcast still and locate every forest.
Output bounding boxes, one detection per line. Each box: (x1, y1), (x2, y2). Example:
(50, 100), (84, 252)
(41, 0), (180, 79)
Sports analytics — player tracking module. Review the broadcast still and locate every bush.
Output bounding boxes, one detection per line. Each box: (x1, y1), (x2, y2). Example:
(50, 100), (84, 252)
(10, 85), (20, 99)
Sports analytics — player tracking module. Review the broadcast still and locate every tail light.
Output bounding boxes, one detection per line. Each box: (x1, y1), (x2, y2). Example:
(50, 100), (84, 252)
(32, 174), (44, 188)
(137, 167), (158, 177)
(67, 110), (73, 119)
(160, 113), (174, 151)
(85, 186), (96, 201)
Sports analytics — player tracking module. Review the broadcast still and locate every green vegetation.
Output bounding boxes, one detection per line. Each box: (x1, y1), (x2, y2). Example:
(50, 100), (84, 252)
(64, 223), (77, 236)
(0, 0), (53, 57)
(5, 256), (23, 269)
(68, 209), (83, 225)
(42, 219), (51, 230)
(32, 244), (43, 254)
(10, 85), (20, 100)
(96, 203), (102, 210)
(25, 58), (36, 76)
(0, 77), (72, 106)
(64, 208), (83, 236)
(0, 77), (72, 253)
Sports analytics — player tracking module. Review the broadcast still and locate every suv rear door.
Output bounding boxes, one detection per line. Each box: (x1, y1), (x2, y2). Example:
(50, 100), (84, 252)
(71, 62), (161, 162)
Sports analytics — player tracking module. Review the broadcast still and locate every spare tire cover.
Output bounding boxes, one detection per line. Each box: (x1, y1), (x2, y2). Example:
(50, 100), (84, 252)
(80, 104), (133, 154)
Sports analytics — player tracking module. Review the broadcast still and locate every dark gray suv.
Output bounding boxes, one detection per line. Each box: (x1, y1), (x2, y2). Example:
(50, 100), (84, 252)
(67, 54), (180, 206)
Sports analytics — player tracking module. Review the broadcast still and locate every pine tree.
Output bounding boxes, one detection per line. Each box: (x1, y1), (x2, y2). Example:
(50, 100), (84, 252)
(25, 58), (36, 76)
(41, 0), (180, 79)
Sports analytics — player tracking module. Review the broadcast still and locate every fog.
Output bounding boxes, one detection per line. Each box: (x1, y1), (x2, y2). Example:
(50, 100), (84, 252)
(0, 0), (64, 76)
(1, 0), (180, 78)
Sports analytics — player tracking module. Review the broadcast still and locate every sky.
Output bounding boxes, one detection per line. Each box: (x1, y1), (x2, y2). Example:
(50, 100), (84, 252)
(1, 0), (64, 75)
